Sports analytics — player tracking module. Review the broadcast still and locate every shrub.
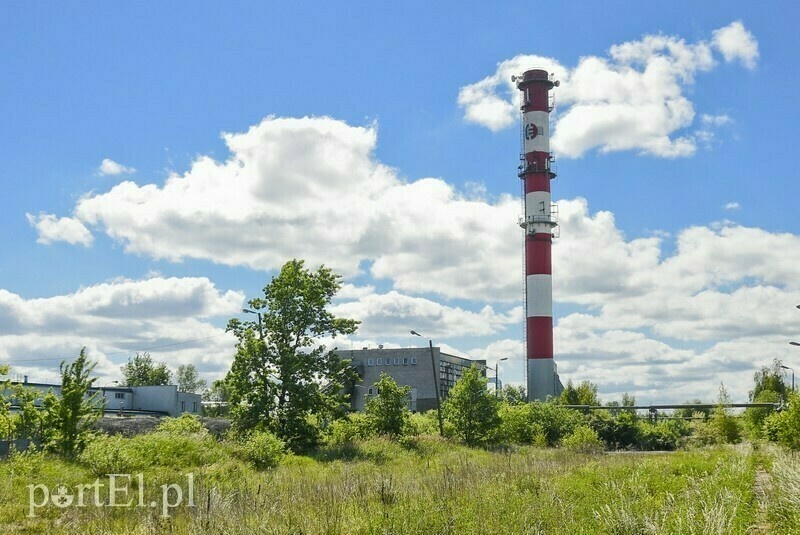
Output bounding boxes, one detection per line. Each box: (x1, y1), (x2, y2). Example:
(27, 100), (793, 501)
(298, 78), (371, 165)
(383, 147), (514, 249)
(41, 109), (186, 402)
(638, 420), (689, 451)
(743, 390), (781, 439)
(764, 392), (800, 450)
(497, 402), (582, 446)
(240, 430), (286, 469)
(79, 434), (143, 476)
(156, 413), (208, 436)
(587, 410), (640, 450)
(560, 425), (604, 454)
(328, 413), (372, 445)
(407, 411), (442, 437)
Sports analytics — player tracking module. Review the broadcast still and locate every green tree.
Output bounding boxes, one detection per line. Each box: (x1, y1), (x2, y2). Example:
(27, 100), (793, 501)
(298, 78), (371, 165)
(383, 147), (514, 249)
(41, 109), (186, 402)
(120, 352), (171, 386)
(0, 365), (13, 438)
(443, 365), (500, 446)
(365, 373), (411, 437)
(202, 378), (231, 417)
(45, 348), (102, 457)
(225, 259), (359, 451)
(750, 358), (790, 401)
(176, 363), (207, 393)
(744, 389), (781, 439)
(674, 399), (711, 420)
(501, 385), (527, 405)
(765, 391), (800, 450)
(558, 380), (600, 406)
(11, 384), (47, 442)
(711, 383), (741, 444)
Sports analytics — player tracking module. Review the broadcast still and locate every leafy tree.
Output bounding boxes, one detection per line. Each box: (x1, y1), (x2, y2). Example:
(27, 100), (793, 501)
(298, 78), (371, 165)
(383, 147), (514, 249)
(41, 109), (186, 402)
(558, 380), (600, 406)
(750, 358), (789, 402)
(11, 384), (47, 442)
(501, 385), (527, 405)
(443, 365), (500, 446)
(675, 399), (711, 420)
(588, 410), (640, 450)
(45, 348), (102, 457)
(365, 373), (411, 437)
(764, 391), (800, 450)
(744, 389), (781, 439)
(202, 378), (231, 417)
(120, 352), (171, 386)
(711, 383), (741, 444)
(176, 363), (207, 393)
(225, 259), (359, 451)
(0, 364), (13, 438)
(498, 401), (582, 446)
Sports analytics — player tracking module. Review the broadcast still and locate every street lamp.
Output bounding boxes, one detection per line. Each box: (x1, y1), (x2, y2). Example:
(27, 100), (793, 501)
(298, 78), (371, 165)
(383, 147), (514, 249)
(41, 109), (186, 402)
(242, 308), (264, 339)
(496, 357), (508, 399)
(410, 330), (444, 436)
(780, 364), (795, 392)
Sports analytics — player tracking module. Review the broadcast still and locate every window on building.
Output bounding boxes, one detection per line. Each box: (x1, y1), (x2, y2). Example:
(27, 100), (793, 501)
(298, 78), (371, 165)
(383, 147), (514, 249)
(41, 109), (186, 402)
(114, 392), (125, 399)
(385, 358), (390, 366)
(181, 401), (186, 412)
(411, 357), (417, 365)
(377, 358), (382, 365)
(368, 358), (374, 366)
(368, 387), (374, 395)
(402, 358), (408, 366)
(193, 401), (198, 413)
(394, 358), (399, 365)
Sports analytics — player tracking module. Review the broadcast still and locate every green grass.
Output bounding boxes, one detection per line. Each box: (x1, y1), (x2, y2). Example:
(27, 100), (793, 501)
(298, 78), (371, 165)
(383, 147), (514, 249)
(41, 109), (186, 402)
(0, 436), (773, 534)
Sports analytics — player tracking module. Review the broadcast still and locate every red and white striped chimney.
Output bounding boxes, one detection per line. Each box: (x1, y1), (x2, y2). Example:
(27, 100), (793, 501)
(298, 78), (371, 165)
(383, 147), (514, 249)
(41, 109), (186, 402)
(515, 69), (561, 401)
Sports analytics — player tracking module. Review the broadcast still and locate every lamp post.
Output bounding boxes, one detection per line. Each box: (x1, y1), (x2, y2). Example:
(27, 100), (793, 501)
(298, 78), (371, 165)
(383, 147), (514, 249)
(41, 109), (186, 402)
(410, 330), (444, 437)
(782, 363), (796, 392)
(242, 308), (264, 339)
(496, 357), (508, 399)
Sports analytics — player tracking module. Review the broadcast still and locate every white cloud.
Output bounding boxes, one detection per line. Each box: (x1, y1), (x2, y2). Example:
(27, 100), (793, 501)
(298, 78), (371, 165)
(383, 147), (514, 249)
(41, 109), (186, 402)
(712, 21), (760, 69)
(702, 113), (733, 126)
(331, 290), (521, 339)
(724, 202), (740, 210)
(26, 213), (94, 246)
(457, 54), (567, 132)
(458, 22), (757, 158)
(0, 277), (243, 383)
(44, 116), (522, 301)
(98, 158), (136, 176)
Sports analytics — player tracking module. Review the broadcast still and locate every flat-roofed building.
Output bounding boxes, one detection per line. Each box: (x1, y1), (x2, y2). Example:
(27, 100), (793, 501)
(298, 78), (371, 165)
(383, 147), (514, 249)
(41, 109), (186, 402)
(337, 347), (487, 412)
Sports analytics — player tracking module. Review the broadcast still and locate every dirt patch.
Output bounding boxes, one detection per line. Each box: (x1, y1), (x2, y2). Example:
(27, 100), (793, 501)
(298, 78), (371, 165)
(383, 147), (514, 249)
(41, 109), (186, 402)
(751, 466), (772, 534)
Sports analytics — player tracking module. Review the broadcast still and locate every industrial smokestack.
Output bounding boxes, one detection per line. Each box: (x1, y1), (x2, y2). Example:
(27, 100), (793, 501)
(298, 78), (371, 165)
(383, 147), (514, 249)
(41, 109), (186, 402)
(516, 69), (561, 401)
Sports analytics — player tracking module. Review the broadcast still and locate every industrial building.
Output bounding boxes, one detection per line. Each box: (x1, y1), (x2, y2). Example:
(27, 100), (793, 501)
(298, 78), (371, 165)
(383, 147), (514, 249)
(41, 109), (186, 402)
(5, 379), (201, 417)
(337, 347), (487, 412)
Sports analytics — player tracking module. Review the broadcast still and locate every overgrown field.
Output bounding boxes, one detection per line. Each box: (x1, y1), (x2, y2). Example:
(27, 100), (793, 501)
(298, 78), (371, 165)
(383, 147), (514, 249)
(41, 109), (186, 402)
(0, 433), (790, 534)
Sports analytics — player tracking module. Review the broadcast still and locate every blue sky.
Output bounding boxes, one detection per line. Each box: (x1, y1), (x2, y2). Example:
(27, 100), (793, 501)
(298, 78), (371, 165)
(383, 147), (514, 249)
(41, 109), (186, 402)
(2, 1), (799, 402)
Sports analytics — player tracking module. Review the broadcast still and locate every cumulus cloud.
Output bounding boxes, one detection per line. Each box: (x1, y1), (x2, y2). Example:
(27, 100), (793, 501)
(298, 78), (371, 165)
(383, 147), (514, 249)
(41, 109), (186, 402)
(458, 22), (758, 158)
(534, 200), (800, 402)
(26, 213), (94, 246)
(331, 290), (521, 339)
(0, 277), (243, 383)
(44, 116), (521, 301)
(724, 202), (740, 210)
(712, 21), (760, 69)
(98, 158), (136, 176)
